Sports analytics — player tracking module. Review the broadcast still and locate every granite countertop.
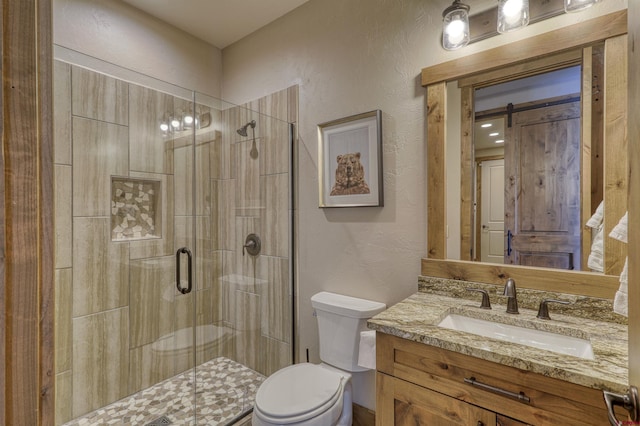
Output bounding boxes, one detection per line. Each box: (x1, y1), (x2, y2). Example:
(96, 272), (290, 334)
(367, 291), (628, 393)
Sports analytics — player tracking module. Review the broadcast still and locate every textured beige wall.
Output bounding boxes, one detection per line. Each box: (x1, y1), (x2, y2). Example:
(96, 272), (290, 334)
(53, 0), (222, 97)
(220, 0), (627, 364)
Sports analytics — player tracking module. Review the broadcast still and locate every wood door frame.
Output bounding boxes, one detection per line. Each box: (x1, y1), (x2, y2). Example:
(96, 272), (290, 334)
(1, 1), (54, 425)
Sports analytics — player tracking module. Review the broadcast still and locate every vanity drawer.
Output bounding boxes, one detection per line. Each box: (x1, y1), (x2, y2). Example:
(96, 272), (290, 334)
(377, 333), (610, 426)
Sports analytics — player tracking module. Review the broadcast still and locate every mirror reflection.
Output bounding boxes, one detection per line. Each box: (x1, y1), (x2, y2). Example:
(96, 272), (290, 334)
(446, 44), (627, 274)
(473, 67), (585, 270)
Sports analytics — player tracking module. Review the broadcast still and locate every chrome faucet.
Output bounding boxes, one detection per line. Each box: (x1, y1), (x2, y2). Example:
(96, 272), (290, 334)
(503, 278), (519, 314)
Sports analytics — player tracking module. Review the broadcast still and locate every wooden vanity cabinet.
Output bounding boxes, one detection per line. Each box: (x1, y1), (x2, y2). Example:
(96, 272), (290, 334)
(375, 333), (611, 426)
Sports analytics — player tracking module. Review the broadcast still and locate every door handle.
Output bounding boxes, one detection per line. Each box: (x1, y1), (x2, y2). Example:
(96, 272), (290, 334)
(176, 247), (193, 294)
(507, 230), (513, 256)
(603, 386), (639, 425)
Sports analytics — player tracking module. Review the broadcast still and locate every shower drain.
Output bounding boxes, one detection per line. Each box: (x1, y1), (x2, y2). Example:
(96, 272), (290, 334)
(145, 415), (173, 425)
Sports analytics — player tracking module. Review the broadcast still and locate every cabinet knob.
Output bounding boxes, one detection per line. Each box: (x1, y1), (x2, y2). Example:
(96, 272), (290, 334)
(477, 422), (484, 426)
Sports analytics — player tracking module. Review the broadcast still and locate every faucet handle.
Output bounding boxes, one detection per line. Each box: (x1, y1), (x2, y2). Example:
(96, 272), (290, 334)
(466, 288), (492, 309)
(536, 299), (570, 320)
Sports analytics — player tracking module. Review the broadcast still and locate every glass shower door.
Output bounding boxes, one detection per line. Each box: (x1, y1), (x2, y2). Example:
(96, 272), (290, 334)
(53, 47), (200, 426)
(191, 91), (294, 424)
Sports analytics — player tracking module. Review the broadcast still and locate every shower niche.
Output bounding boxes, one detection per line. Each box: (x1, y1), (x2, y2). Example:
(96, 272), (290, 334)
(110, 176), (162, 241)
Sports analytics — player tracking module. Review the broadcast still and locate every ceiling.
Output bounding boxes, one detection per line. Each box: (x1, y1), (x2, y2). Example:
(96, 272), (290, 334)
(122, 0), (310, 49)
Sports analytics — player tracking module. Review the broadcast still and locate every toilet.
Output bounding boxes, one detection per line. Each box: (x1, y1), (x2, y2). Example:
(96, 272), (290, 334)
(252, 291), (386, 425)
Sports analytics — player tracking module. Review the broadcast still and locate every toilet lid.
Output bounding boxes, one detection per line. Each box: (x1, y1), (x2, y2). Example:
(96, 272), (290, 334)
(255, 363), (344, 422)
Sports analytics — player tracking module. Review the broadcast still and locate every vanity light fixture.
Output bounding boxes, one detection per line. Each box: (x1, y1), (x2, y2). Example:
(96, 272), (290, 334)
(497, 0), (529, 33)
(442, 0), (471, 51)
(564, 0), (600, 13)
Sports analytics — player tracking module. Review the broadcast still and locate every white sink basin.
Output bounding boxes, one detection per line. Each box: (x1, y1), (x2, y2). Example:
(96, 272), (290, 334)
(437, 314), (595, 360)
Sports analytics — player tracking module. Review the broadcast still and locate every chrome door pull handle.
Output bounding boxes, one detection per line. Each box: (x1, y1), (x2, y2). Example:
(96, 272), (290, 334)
(176, 247), (193, 294)
(603, 386), (639, 425)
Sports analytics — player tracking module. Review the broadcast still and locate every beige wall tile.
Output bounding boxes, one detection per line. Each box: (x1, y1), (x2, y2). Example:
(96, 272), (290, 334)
(287, 85), (299, 124)
(233, 139), (261, 213)
(129, 172), (175, 259)
(211, 179), (236, 251)
(260, 88), (288, 122)
(129, 84), (174, 174)
(55, 165), (72, 269)
(54, 60), (72, 165)
(174, 143), (211, 216)
(261, 119), (290, 176)
(73, 217), (130, 317)
(261, 173), (289, 257)
(72, 308), (130, 418)
(236, 216), (262, 279)
(128, 342), (177, 394)
(234, 290), (261, 371)
(72, 117), (129, 217)
(71, 66), (128, 125)
(55, 268), (73, 373)
(258, 256), (291, 344)
(55, 370), (72, 426)
(129, 256), (175, 348)
(259, 335), (292, 377)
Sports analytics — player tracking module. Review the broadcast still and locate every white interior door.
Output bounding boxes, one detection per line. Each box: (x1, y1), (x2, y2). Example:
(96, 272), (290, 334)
(480, 159), (505, 263)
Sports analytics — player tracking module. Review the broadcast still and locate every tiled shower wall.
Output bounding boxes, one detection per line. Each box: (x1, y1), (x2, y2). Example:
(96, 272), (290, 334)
(53, 60), (296, 424)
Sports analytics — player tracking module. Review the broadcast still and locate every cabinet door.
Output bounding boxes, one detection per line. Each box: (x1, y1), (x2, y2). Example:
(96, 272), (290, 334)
(377, 373), (496, 426)
(497, 414), (531, 426)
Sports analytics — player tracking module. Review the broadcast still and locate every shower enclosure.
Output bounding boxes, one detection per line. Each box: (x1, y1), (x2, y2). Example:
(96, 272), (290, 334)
(53, 46), (295, 425)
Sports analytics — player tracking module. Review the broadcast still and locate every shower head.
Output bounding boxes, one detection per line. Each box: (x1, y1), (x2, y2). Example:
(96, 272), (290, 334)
(237, 120), (256, 137)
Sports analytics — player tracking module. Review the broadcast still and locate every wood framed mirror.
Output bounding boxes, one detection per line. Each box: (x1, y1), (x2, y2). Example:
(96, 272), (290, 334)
(422, 10), (627, 298)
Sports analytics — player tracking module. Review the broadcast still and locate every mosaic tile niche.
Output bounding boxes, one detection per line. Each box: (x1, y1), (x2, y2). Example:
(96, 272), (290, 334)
(111, 177), (161, 241)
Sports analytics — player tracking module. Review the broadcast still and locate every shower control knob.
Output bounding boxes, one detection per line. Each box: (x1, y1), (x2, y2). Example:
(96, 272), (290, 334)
(243, 233), (261, 257)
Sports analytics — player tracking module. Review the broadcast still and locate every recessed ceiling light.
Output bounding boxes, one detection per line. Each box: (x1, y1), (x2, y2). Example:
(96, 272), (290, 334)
(481, 123), (492, 128)
(489, 132), (499, 136)
(495, 139), (504, 144)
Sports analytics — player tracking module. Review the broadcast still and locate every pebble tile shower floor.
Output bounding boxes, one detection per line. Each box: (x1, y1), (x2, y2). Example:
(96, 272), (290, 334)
(63, 357), (265, 426)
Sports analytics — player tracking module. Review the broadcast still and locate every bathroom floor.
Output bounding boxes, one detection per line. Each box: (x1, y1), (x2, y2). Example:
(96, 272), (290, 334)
(63, 357), (265, 426)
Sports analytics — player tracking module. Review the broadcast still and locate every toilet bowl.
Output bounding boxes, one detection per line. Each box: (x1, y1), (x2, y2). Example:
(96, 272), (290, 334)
(252, 363), (352, 425)
(252, 292), (385, 426)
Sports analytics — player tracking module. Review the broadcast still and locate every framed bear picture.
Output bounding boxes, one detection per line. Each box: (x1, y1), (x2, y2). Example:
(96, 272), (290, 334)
(318, 110), (383, 208)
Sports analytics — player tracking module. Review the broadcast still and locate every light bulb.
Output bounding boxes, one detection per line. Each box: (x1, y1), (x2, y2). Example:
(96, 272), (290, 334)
(160, 122), (169, 132)
(184, 115), (194, 125)
(442, 0), (470, 51)
(171, 118), (180, 128)
(445, 20), (466, 45)
(497, 0), (528, 33)
(564, 0), (600, 13)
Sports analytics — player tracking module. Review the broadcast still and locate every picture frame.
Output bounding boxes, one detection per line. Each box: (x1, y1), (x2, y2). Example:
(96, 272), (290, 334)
(318, 110), (383, 208)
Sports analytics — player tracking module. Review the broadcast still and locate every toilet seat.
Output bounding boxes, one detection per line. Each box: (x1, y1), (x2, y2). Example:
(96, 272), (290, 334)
(254, 363), (346, 424)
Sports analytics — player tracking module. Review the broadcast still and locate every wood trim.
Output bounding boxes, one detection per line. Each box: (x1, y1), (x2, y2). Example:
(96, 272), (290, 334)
(0, 0), (5, 421)
(459, 86), (473, 261)
(581, 47), (594, 272)
(2, 0), (54, 424)
(422, 10), (627, 86)
(628, 0), (640, 386)
(38, 0), (55, 422)
(603, 34), (628, 276)
(421, 258), (619, 299)
(458, 48), (583, 89)
(427, 83), (446, 259)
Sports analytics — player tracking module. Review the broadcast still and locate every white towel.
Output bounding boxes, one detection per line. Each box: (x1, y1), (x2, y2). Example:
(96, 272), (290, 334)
(609, 212), (628, 243)
(586, 202), (605, 272)
(614, 258), (628, 317)
(586, 201), (604, 228)
(357, 330), (377, 370)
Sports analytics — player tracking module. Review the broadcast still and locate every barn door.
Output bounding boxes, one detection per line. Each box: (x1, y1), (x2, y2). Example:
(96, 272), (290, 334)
(504, 100), (581, 269)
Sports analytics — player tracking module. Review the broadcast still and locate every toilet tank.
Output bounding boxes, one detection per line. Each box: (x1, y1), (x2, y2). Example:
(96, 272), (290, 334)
(311, 292), (386, 372)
